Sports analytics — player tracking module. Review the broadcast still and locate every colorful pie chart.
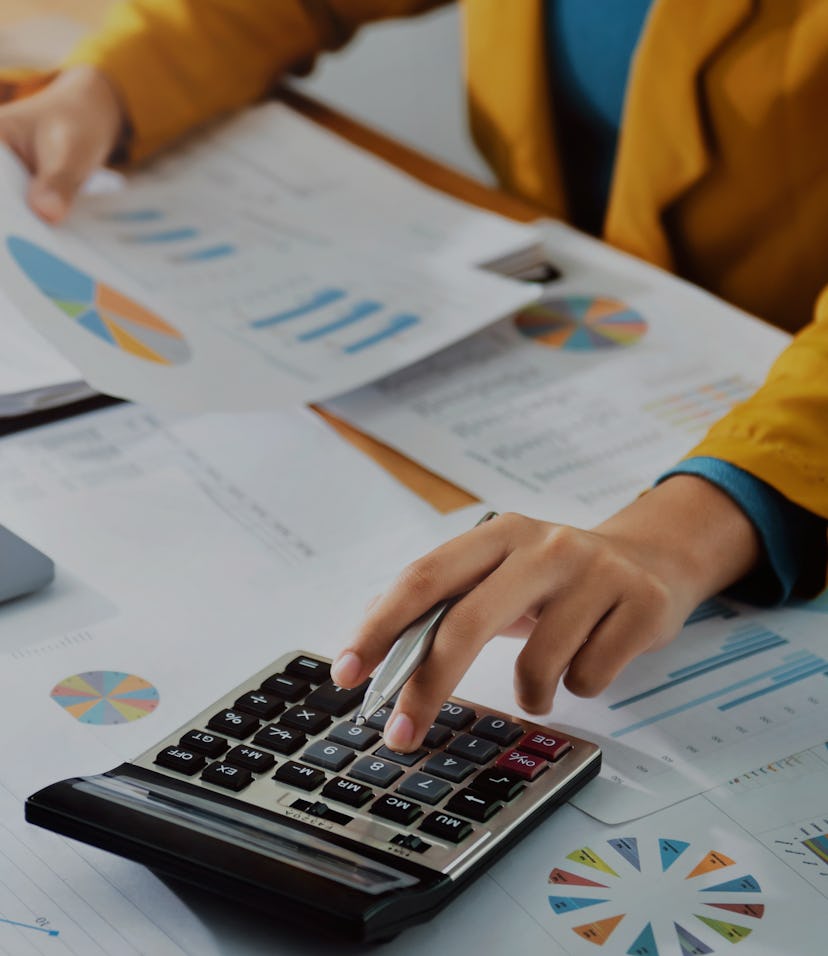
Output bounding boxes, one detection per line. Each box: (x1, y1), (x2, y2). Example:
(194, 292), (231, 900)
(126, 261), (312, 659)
(50, 671), (160, 725)
(514, 295), (648, 350)
(6, 236), (190, 365)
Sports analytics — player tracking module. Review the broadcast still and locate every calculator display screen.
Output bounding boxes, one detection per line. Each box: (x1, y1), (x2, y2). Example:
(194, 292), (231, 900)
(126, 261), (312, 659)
(76, 772), (418, 895)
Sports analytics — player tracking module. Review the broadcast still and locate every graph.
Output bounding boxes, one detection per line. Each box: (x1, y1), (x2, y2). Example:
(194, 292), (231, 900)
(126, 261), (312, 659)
(547, 835), (765, 953)
(513, 296), (648, 350)
(50, 670), (159, 724)
(6, 236), (191, 365)
(607, 622), (828, 737)
(0, 916), (58, 938)
(248, 285), (422, 354)
(643, 376), (755, 432)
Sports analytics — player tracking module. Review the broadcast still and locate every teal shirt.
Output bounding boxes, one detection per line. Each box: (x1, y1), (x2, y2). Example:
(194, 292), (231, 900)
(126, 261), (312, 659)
(544, 0), (825, 602)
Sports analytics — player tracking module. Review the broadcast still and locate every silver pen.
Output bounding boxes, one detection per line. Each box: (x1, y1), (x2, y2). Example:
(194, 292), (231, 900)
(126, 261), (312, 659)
(353, 511), (498, 726)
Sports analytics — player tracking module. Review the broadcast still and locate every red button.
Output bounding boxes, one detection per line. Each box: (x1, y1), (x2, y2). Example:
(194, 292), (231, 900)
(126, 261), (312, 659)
(494, 749), (547, 780)
(517, 731), (571, 762)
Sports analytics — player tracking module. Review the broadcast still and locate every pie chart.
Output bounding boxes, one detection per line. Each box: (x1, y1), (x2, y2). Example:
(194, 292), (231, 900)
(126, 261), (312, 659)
(50, 671), (160, 725)
(6, 236), (190, 365)
(514, 295), (648, 350)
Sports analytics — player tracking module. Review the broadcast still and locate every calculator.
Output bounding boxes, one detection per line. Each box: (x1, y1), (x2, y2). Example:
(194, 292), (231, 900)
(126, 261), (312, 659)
(26, 650), (601, 942)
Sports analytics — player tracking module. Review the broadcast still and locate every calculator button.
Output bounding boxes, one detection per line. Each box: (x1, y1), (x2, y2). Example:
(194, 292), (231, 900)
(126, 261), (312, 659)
(419, 812), (474, 844)
(423, 753), (475, 783)
(304, 680), (369, 717)
(207, 709), (261, 740)
(155, 746), (206, 775)
(365, 706), (392, 731)
(179, 730), (228, 758)
(373, 745), (428, 767)
(471, 715), (523, 745)
(201, 762), (253, 791)
(422, 723), (453, 748)
(285, 656), (331, 684)
(348, 756), (404, 788)
(233, 691), (285, 721)
(289, 799), (352, 826)
(390, 833), (431, 853)
(327, 721), (380, 752)
(253, 723), (306, 755)
(444, 789), (502, 822)
(274, 761), (326, 791)
(280, 705), (332, 735)
(370, 794), (422, 825)
(469, 769), (525, 802)
(260, 673), (310, 702)
(302, 740), (356, 772)
(444, 733), (499, 764)
(494, 749), (548, 780)
(435, 702), (476, 730)
(225, 745), (276, 773)
(396, 773), (452, 805)
(321, 776), (374, 808)
(517, 731), (572, 762)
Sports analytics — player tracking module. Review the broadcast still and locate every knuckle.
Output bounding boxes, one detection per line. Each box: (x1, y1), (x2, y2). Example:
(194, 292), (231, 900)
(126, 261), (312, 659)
(539, 523), (582, 562)
(396, 558), (439, 598)
(563, 666), (605, 698)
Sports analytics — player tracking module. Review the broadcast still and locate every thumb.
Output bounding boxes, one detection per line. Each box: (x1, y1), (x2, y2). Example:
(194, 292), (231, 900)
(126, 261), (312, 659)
(27, 122), (100, 223)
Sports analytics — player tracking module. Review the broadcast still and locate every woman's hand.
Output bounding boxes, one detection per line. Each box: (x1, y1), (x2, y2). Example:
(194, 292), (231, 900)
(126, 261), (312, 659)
(332, 475), (761, 751)
(0, 66), (126, 223)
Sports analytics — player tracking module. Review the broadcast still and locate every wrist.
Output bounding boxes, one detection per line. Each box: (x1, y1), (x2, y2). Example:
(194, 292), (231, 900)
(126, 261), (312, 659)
(595, 475), (762, 606)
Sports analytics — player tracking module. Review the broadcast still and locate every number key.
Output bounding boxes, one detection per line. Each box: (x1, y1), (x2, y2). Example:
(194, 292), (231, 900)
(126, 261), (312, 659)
(471, 715), (523, 745)
(435, 702), (476, 730)
(327, 721), (380, 752)
(348, 756), (403, 788)
(445, 733), (499, 764)
(303, 740), (356, 772)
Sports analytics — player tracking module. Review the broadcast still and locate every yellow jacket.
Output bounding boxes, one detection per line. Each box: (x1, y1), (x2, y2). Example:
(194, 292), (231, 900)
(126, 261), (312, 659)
(68, 0), (828, 547)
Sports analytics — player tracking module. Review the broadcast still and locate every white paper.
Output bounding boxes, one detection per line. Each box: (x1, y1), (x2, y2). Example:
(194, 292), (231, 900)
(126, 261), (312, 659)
(329, 220), (790, 526)
(0, 105), (538, 411)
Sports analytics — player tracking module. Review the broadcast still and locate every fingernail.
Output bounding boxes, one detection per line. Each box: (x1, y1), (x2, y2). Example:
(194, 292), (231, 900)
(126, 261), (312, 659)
(384, 712), (415, 751)
(330, 651), (361, 686)
(33, 189), (65, 222)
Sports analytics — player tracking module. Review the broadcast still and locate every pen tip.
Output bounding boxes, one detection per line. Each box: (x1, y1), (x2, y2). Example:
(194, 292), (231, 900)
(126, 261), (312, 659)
(353, 715), (366, 726)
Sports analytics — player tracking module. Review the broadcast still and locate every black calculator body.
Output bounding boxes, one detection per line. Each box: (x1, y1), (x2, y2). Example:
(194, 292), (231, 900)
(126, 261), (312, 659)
(26, 651), (601, 942)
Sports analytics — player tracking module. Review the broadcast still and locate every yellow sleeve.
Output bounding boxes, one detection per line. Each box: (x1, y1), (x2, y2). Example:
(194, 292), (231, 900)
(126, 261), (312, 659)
(65, 0), (450, 163)
(686, 287), (828, 523)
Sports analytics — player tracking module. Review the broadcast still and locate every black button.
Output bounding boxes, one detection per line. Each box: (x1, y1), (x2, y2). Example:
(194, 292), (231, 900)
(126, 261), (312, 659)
(179, 730), (228, 758)
(423, 752), (475, 783)
(253, 723), (306, 755)
(469, 768), (525, 802)
(445, 733), (499, 764)
(225, 745), (276, 773)
(365, 706), (392, 731)
(321, 776), (374, 808)
(419, 811), (474, 844)
(370, 794), (422, 825)
(348, 756), (404, 788)
(391, 833), (431, 853)
(444, 789), (502, 822)
(280, 705), (332, 735)
(434, 702), (476, 730)
(373, 745), (428, 767)
(327, 721), (380, 752)
(290, 799), (352, 826)
(304, 680), (368, 717)
(155, 746), (206, 775)
(233, 690), (285, 720)
(273, 761), (326, 791)
(471, 715), (523, 745)
(260, 673), (310, 701)
(201, 762), (253, 791)
(285, 656), (331, 684)
(423, 723), (453, 748)
(396, 773), (452, 805)
(207, 709), (260, 740)
(302, 740), (356, 772)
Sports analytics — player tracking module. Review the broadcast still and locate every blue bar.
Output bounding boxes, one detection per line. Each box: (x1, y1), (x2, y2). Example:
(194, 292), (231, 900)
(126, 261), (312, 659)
(124, 227), (199, 243)
(610, 657), (812, 737)
(250, 288), (347, 329)
(608, 637), (787, 710)
(685, 600), (739, 625)
(718, 664), (828, 711)
(723, 627), (778, 649)
(343, 313), (420, 354)
(669, 632), (779, 677)
(297, 301), (383, 341)
(175, 244), (236, 263)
